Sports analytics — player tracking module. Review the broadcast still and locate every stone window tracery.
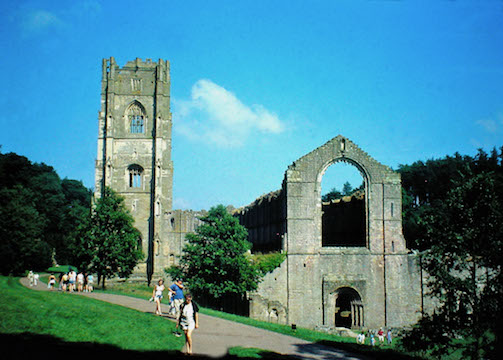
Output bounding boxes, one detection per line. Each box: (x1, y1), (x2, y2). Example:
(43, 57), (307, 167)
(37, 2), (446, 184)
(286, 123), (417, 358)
(127, 102), (145, 134)
(128, 164), (144, 188)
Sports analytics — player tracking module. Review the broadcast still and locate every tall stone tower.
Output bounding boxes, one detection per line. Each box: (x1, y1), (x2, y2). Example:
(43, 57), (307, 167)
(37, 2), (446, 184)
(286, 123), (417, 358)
(94, 57), (173, 282)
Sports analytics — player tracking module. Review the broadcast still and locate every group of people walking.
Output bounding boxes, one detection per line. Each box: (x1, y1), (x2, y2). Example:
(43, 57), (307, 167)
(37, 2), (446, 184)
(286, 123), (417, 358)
(43, 270), (94, 292)
(27, 271), (39, 286)
(152, 278), (199, 355)
(356, 327), (392, 346)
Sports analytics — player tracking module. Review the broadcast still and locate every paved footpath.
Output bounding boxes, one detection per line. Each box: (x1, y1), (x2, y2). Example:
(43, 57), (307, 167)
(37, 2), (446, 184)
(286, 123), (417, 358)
(20, 278), (371, 360)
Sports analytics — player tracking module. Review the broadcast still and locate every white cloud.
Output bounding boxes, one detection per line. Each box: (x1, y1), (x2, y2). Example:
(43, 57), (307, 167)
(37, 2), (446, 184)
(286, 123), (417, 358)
(173, 79), (284, 147)
(476, 118), (498, 133)
(476, 112), (503, 134)
(21, 9), (63, 35)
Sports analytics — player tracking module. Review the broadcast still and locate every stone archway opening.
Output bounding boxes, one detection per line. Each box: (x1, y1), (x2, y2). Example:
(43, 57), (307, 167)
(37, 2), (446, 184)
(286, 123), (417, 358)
(320, 161), (366, 247)
(334, 287), (363, 329)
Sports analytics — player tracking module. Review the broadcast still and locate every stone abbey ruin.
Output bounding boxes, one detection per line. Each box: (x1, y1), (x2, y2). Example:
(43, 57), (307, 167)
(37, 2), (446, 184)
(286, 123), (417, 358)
(95, 57), (423, 330)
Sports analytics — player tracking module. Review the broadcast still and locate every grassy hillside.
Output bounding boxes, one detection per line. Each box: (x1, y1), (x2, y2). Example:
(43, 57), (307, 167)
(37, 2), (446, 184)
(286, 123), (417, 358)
(0, 276), (184, 358)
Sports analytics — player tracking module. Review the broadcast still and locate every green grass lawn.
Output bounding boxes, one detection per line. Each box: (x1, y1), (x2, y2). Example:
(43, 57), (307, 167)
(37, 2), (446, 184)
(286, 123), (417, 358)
(0, 276), (184, 357)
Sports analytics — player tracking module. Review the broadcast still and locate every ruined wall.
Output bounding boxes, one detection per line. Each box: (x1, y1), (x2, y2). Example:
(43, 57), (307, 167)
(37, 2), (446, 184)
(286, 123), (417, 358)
(249, 135), (422, 330)
(234, 190), (286, 253)
(249, 261), (288, 324)
(161, 209), (206, 271)
(322, 191), (365, 246)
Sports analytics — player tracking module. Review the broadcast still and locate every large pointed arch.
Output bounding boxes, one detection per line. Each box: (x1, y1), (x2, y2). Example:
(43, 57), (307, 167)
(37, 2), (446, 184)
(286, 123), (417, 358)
(283, 135), (404, 254)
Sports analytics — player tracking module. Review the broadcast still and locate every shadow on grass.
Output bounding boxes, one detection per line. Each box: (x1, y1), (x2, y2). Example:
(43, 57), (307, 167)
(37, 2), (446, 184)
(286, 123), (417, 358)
(312, 340), (423, 360)
(1, 333), (295, 360)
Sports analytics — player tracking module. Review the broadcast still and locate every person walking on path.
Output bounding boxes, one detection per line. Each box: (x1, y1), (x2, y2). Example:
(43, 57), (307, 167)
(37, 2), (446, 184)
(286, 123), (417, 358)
(28, 271), (34, 286)
(68, 270), (77, 292)
(77, 272), (84, 292)
(152, 279), (165, 315)
(48, 274), (56, 290)
(169, 279), (184, 318)
(86, 274), (94, 292)
(61, 273), (69, 291)
(176, 293), (199, 355)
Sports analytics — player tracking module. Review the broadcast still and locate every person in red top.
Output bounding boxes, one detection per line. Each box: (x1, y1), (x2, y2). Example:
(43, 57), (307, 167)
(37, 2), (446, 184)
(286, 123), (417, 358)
(378, 328), (384, 343)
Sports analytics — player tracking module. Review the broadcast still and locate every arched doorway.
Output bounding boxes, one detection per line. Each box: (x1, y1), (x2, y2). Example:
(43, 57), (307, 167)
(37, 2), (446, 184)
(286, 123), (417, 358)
(334, 287), (363, 328)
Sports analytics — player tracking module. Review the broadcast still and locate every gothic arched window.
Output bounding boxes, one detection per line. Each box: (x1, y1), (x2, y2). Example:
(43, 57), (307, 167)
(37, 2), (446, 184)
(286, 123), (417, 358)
(127, 102), (145, 134)
(128, 164), (144, 188)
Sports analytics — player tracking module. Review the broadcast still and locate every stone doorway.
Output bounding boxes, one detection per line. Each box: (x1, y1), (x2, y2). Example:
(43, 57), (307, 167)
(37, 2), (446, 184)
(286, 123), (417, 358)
(334, 287), (363, 328)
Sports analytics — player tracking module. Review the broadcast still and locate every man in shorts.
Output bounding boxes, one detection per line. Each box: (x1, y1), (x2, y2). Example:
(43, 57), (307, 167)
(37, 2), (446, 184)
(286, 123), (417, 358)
(169, 279), (184, 318)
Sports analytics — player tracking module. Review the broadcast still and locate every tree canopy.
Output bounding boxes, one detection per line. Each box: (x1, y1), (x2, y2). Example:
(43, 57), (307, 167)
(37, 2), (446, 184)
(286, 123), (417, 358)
(166, 204), (261, 305)
(322, 181), (364, 202)
(0, 151), (92, 275)
(398, 148), (503, 359)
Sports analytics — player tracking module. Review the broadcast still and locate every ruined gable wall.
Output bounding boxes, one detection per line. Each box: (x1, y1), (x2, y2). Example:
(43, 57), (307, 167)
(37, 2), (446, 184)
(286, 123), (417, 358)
(249, 136), (422, 329)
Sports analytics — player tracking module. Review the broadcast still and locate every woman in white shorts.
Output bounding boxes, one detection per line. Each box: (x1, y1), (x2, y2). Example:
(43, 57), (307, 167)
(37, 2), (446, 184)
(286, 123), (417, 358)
(176, 293), (199, 355)
(152, 279), (165, 315)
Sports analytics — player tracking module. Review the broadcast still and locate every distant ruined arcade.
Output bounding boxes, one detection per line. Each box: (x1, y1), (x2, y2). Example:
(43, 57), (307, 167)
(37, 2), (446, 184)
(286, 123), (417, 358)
(95, 58), (422, 330)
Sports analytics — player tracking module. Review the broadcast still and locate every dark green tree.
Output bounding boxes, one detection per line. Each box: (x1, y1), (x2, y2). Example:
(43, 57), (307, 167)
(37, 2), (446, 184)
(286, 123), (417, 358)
(322, 187), (342, 202)
(0, 185), (52, 274)
(58, 179), (93, 264)
(166, 204), (260, 306)
(401, 172), (502, 359)
(342, 181), (353, 196)
(76, 187), (143, 288)
(0, 151), (92, 274)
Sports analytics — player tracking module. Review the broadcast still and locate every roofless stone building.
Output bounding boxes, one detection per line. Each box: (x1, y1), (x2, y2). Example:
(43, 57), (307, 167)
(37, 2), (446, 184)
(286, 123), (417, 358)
(95, 58), (422, 330)
(237, 136), (422, 329)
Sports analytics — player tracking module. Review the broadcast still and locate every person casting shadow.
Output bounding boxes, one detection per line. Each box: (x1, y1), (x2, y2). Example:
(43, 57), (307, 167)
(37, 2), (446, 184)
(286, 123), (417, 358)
(176, 293), (199, 355)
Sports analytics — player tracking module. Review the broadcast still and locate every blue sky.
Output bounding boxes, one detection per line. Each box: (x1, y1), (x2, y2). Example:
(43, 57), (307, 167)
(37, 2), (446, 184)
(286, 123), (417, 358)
(1, 0), (502, 211)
